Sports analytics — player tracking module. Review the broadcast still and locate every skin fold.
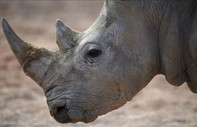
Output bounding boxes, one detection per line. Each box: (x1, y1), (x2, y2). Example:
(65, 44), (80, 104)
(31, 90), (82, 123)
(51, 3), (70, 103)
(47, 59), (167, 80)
(2, 0), (197, 123)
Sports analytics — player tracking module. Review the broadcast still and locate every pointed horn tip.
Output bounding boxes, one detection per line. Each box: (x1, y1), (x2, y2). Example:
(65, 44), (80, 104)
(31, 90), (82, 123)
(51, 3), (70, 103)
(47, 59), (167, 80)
(55, 19), (65, 27)
(2, 18), (9, 31)
(2, 17), (6, 24)
(1, 18), (14, 37)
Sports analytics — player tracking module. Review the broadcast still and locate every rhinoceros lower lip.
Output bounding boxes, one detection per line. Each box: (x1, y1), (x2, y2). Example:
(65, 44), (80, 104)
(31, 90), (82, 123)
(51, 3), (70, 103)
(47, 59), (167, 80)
(82, 111), (98, 123)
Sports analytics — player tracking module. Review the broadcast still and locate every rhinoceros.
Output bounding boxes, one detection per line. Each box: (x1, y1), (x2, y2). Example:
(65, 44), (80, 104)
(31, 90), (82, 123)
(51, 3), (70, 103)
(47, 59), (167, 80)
(2, 0), (197, 124)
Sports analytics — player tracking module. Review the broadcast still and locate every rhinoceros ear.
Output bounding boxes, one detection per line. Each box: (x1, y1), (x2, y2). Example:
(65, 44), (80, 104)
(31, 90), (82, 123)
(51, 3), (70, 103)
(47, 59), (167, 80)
(56, 19), (80, 52)
(2, 18), (55, 86)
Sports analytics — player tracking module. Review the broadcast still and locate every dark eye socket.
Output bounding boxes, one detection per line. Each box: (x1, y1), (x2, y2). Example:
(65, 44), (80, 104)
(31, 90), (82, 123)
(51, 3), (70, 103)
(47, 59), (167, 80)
(87, 49), (102, 58)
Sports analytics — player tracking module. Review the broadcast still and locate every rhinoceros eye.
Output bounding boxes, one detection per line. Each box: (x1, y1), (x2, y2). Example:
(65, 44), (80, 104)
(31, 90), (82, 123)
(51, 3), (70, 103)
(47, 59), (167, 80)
(84, 44), (103, 64)
(86, 44), (102, 58)
(87, 48), (102, 58)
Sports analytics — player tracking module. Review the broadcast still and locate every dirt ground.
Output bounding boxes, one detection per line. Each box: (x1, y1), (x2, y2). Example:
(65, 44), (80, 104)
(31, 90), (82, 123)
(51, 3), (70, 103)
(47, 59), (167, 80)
(0, 1), (197, 127)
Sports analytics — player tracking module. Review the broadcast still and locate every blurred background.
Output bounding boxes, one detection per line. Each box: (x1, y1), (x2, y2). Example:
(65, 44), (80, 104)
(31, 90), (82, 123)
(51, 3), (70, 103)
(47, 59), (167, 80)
(0, 1), (197, 127)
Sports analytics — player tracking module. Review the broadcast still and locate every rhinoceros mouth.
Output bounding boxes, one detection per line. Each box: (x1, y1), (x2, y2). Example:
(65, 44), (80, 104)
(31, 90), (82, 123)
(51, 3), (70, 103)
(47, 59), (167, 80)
(52, 106), (84, 123)
(51, 106), (98, 123)
(50, 102), (97, 123)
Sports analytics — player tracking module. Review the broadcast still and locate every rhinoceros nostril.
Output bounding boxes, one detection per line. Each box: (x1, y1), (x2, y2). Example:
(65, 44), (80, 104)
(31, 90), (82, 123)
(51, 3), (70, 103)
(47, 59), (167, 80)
(53, 105), (71, 123)
(56, 106), (67, 115)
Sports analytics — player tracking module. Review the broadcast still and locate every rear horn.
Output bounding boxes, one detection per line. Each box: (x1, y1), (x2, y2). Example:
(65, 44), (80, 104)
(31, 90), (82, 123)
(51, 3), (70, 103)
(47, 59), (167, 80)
(56, 19), (80, 52)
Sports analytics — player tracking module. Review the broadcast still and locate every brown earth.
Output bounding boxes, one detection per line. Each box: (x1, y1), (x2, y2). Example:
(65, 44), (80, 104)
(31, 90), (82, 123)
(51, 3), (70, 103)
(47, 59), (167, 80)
(0, 1), (197, 127)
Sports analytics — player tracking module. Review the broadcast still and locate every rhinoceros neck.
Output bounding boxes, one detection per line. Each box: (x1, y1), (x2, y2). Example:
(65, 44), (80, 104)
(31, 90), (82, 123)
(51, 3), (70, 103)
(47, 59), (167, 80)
(157, 0), (197, 92)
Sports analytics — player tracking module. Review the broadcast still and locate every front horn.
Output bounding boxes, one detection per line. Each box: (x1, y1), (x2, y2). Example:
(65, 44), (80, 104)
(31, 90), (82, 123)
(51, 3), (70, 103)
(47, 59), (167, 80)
(2, 18), (56, 86)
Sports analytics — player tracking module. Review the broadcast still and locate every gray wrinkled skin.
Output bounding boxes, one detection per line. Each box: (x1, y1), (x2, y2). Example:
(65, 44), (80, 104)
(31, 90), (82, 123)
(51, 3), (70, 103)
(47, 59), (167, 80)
(2, 0), (197, 123)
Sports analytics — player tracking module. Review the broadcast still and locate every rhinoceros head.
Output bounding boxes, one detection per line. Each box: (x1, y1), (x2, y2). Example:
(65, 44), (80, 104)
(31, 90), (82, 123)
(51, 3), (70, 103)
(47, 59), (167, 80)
(2, 1), (158, 123)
